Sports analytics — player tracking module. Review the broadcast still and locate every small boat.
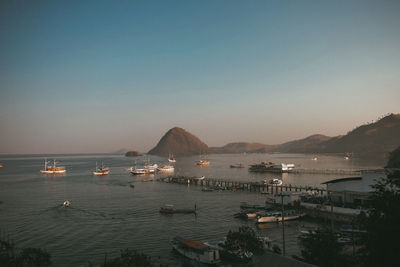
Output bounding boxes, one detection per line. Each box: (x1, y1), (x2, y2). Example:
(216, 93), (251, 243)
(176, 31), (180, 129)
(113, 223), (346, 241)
(93, 162), (109, 175)
(159, 204), (196, 214)
(168, 154), (176, 163)
(234, 209), (258, 219)
(249, 162), (294, 173)
(230, 163), (244, 168)
(311, 157), (318, 161)
(144, 163), (158, 172)
(157, 165), (174, 172)
(202, 187), (213, 192)
(344, 156), (349, 160)
(256, 210), (304, 224)
(63, 200), (70, 207)
(171, 236), (220, 265)
(192, 176), (205, 181)
(263, 178), (283, 186)
(0, 164), (3, 168)
(130, 168), (153, 175)
(40, 159), (66, 174)
(196, 160), (210, 166)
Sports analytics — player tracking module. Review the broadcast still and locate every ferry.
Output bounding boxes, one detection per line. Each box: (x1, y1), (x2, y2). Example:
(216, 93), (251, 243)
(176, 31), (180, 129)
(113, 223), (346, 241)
(171, 236), (220, 265)
(93, 162), (109, 176)
(168, 154), (176, 163)
(249, 162), (294, 173)
(196, 160), (210, 166)
(157, 165), (174, 172)
(40, 159), (66, 174)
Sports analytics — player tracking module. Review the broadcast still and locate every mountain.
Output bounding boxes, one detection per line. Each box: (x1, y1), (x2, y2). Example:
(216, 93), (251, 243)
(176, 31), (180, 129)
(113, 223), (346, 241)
(272, 134), (333, 153)
(322, 113), (400, 155)
(210, 142), (276, 154)
(148, 127), (209, 157)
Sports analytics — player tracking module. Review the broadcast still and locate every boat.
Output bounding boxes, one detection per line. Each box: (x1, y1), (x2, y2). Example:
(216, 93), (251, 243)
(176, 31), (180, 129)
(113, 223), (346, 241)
(144, 163), (158, 172)
(168, 154), (176, 163)
(63, 200), (70, 207)
(263, 178), (283, 186)
(93, 162), (109, 175)
(160, 204), (196, 214)
(157, 165), (174, 172)
(234, 209), (258, 219)
(202, 187), (213, 192)
(196, 160), (210, 166)
(0, 164), (3, 168)
(206, 241), (253, 263)
(311, 157), (318, 161)
(249, 162), (294, 173)
(171, 236), (220, 265)
(230, 163), (244, 168)
(256, 210), (304, 224)
(40, 159), (66, 174)
(192, 176), (205, 181)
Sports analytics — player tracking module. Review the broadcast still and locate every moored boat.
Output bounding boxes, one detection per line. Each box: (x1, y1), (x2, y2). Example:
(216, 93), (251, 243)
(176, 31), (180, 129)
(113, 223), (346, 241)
(93, 162), (109, 175)
(40, 159), (66, 174)
(196, 160), (210, 166)
(157, 165), (174, 172)
(249, 162), (294, 173)
(263, 178), (283, 186)
(171, 236), (220, 265)
(168, 154), (176, 163)
(256, 210), (304, 224)
(230, 163), (244, 168)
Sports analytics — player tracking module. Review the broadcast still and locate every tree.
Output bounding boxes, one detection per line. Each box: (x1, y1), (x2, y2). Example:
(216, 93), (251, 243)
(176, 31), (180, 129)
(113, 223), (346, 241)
(224, 226), (263, 254)
(16, 248), (52, 267)
(101, 249), (153, 267)
(300, 230), (346, 267)
(363, 146), (400, 267)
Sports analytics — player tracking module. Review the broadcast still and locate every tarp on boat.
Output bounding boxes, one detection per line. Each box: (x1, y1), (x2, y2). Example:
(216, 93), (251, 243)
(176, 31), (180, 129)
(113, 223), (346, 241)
(181, 239), (208, 250)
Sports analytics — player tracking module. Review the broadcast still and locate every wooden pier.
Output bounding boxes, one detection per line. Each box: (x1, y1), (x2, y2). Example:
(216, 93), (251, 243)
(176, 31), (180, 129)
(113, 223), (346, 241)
(159, 176), (326, 195)
(288, 169), (361, 175)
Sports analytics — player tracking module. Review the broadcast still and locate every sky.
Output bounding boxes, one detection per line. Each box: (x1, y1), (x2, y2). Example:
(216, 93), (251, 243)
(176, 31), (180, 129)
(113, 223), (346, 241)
(0, 0), (399, 154)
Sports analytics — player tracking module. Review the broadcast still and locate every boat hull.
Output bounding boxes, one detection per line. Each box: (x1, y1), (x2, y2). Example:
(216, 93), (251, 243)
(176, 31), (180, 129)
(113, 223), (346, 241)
(40, 170), (66, 174)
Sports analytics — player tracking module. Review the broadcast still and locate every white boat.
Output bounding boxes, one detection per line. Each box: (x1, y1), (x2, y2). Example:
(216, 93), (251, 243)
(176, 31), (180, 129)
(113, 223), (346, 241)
(130, 168), (153, 175)
(256, 210), (303, 224)
(93, 162), (109, 175)
(263, 178), (283, 186)
(311, 157), (318, 161)
(171, 236), (220, 265)
(157, 165), (174, 172)
(168, 154), (176, 163)
(192, 176), (205, 181)
(40, 159), (66, 174)
(63, 200), (70, 207)
(144, 163), (158, 172)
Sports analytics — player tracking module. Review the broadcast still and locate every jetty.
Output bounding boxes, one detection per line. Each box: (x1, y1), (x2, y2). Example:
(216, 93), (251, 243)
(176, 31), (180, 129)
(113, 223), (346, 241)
(158, 176), (327, 195)
(288, 168), (362, 175)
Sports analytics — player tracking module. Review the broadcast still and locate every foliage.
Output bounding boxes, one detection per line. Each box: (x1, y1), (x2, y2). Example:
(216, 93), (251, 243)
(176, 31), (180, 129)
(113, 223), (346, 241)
(363, 146), (400, 267)
(0, 241), (51, 267)
(102, 249), (153, 267)
(300, 230), (346, 267)
(224, 226), (264, 254)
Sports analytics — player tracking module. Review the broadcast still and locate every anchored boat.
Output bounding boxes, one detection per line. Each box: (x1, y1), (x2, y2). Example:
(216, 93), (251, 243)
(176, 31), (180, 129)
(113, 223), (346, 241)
(93, 162), (109, 175)
(171, 236), (220, 265)
(256, 210), (304, 224)
(157, 165), (174, 172)
(40, 159), (66, 174)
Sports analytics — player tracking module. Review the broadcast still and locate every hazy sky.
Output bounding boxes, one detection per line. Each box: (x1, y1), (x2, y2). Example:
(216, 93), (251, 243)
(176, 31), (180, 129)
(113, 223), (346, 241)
(1, 1), (399, 154)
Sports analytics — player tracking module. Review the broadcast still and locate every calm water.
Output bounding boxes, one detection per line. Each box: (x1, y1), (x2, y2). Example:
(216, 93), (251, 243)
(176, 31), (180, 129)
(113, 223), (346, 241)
(0, 153), (383, 266)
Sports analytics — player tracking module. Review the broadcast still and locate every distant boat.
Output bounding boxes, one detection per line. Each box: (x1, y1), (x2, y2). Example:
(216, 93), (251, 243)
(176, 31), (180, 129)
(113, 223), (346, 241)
(196, 160), (210, 166)
(63, 200), (70, 207)
(168, 154), (176, 163)
(311, 157), (318, 161)
(344, 156), (349, 160)
(230, 163), (244, 168)
(249, 162), (294, 173)
(157, 165), (174, 172)
(192, 176), (205, 181)
(40, 159), (66, 174)
(144, 163), (158, 172)
(263, 178), (283, 186)
(130, 168), (153, 175)
(256, 210), (304, 224)
(171, 236), (220, 265)
(93, 162), (109, 176)
(159, 204), (196, 214)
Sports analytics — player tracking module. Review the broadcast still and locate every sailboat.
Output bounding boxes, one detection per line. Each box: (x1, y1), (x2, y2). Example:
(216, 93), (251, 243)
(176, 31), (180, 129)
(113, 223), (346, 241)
(40, 159), (66, 174)
(168, 153), (176, 163)
(93, 162), (109, 175)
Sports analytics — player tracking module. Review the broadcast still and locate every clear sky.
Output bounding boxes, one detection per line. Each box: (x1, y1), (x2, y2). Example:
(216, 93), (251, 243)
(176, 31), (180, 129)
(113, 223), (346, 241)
(0, 0), (399, 154)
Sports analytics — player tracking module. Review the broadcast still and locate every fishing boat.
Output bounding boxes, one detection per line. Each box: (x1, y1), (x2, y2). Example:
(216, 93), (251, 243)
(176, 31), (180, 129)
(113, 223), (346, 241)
(168, 154), (176, 163)
(171, 236), (220, 265)
(63, 200), (70, 207)
(256, 210), (304, 224)
(93, 162), (109, 175)
(230, 163), (244, 168)
(157, 165), (174, 172)
(196, 160), (210, 166)
(159, 204), (196, 214)
(40, 159), (66, 174)
(263, 178), (283, 186)
(130, 168), (153, 175)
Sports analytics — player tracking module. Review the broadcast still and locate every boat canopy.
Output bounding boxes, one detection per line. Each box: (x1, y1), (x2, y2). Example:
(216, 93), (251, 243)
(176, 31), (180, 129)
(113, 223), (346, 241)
(181, 239), (208, 251)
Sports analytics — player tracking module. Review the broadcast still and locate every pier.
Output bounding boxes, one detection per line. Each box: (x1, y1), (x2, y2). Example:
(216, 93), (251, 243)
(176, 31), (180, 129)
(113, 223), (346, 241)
(288, 169), (361, 175)
(159, 176), (327, 195)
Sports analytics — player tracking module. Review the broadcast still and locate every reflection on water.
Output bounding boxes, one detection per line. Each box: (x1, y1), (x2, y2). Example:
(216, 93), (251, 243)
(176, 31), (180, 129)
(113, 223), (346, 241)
(0, 153), (383, 266)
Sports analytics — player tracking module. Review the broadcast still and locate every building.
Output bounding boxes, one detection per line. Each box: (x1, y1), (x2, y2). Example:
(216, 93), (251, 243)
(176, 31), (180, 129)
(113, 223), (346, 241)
(322, 169), (386, 206)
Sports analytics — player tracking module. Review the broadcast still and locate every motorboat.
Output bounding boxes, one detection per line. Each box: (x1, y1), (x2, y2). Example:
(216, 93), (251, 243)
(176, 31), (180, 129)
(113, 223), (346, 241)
(157, 165), (174, 172)
(130, 168), (153, 175)
(40, 159), (66, 174)
(196, 160), (210, 166)
(63, 200), (70, 207)
(93, 162), (109, 175)
(263, 178), (283, 186)
(256, 210), (304, 224)
(171, 236), (220, 265)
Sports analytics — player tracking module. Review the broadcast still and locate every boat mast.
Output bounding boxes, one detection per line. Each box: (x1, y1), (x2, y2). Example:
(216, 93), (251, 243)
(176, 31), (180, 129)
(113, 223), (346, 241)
(44, 158), (47, 170)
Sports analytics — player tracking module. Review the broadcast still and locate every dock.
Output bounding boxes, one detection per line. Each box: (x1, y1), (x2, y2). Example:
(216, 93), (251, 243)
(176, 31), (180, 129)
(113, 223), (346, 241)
(159, 176), (327, 195)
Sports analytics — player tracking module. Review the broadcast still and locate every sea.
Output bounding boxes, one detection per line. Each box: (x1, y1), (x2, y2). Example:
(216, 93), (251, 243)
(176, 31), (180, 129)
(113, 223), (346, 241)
(0, 153), (384, 266)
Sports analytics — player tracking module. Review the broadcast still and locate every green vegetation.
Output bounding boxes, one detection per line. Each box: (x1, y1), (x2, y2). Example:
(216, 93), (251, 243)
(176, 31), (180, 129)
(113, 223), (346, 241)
(101, 249), (153, 267)
(0, 240), (51, 267)
(224, 226), (264, 254)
